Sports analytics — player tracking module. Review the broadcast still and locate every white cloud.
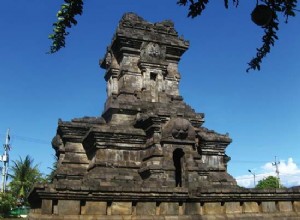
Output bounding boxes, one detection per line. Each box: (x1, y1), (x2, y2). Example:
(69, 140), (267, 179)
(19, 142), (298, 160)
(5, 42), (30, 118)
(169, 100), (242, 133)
(235, 158), (300, 188)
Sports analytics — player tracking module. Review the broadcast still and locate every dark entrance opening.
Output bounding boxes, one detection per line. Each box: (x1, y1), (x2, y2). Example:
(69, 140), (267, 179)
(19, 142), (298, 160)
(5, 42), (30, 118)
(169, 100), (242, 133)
(173, 148), (185, 187)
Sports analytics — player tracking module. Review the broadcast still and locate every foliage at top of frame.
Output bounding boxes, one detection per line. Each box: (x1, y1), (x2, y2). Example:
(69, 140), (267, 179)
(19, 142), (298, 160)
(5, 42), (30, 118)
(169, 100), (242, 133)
(48, 0), (83, 54)
(49, 0), (298, 72)
(177, 0), (298, 72)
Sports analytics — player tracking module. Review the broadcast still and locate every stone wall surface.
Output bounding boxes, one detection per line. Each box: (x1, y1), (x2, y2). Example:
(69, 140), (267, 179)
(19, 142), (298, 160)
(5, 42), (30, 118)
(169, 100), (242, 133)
(28, 13), (300, 219)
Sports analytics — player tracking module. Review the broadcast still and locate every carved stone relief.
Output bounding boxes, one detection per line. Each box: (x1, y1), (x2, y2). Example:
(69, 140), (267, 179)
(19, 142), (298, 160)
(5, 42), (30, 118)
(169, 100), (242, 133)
(105, 52), (112, 68)
(172, 118), (190, 139)
(140, 42), (166, 62)
(162, 118), (195, 141)
(52, 134), (64, 155)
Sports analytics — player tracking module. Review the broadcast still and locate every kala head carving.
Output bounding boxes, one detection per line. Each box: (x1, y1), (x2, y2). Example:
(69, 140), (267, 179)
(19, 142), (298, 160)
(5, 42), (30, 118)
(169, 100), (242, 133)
(162, 117), (195, 141)
(172, 118), (190, 139)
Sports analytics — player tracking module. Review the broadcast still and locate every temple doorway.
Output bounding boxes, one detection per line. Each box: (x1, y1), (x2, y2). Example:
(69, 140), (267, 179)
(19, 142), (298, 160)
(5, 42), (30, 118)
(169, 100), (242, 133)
(173, 148), (185, 187)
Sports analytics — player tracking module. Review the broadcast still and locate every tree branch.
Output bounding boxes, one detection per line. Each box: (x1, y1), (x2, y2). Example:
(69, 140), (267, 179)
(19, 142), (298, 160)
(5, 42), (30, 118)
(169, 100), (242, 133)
(247, 15), (279, 72)
(48, 0), (83, 54)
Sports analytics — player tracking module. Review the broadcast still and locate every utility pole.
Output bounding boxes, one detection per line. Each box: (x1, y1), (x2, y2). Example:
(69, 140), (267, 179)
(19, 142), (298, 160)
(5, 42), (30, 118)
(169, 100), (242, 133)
(248, 169), (256, 187)
(1, 129), (11, 192)
(272, 156), (280, 188)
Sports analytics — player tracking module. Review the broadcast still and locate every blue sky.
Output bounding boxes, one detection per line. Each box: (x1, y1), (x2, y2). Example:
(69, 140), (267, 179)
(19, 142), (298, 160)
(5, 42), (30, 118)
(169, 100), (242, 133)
(0, 1), (299, 187)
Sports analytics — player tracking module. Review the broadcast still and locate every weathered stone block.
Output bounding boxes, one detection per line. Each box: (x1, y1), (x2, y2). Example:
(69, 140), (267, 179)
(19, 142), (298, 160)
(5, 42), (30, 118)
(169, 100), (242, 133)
(53, 204), (58, 214)
(81, 201), (107, 215)
(65, 142), (85, 153)
(184, 202), (201, 215)
(97, 216), (126, 220)
(63, 215), (80, 220)
(31, 208), (41, 214)
(294, 201), (300, 212)
(111, 202), (132, 215)
(29, 214), (63, 220)
(136, 202), (156, 215)
(261, 201), (277, 213)
(277, 201), (293, 212)
(79, 216), (100, 220)
(160, 202), (179, 215)
(202, 202), (224, 215)
(164, 217), (180, 220)
(64, 152), (89, 164)
(179, 204), (184, 215)
(225, 202), (242, 214)
(242, 202), (260, 213)
(57, 200), (80, 215)
(41, 199), (52, 214)
(132, 216), (157, 220)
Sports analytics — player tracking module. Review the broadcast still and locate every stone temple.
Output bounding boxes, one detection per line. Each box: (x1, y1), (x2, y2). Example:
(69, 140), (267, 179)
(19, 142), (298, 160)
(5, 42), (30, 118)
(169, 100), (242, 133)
(28, 13), (300, 219)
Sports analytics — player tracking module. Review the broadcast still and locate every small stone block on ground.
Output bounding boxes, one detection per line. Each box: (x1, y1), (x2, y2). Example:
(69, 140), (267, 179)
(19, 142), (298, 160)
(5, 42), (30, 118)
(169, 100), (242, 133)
(160, 202), (179, 215)
(242, 202), (260, 213)
(294, 201), (300, 212)
(225, 202), (242, 214)
(41, 199), (53, 214)
(111, 202), (132, 215)
(136, 202), (156, 215)
(278, 201), (293, 212)
(203, 202), (224, 215)
(261, 201), (277, 213)
(184, 202), (201, 215)
(81, 201), (107, 215)
(58, 200), (80, 215)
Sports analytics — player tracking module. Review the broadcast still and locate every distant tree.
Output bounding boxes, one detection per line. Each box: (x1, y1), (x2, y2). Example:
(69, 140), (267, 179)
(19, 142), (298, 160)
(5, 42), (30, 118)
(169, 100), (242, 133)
(255, 176), (283, 189)
(46, 155), (58, 183)
(0, 192), (15, 217)
(48, 0), (298, 72)
(8, 155), (44, 204)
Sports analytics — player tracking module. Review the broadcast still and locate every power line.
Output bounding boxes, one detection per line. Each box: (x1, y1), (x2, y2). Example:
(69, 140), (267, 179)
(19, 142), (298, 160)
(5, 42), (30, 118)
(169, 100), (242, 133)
(0, 133), (49, 145)
(12, 135), (49, 144)
(230, 160), (270, 164)
(230, 159), (300, 165)
(235, 170), (300, 181)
